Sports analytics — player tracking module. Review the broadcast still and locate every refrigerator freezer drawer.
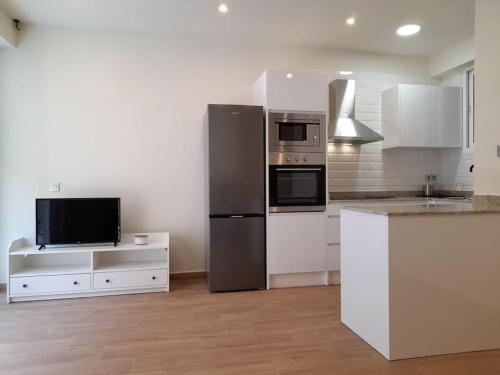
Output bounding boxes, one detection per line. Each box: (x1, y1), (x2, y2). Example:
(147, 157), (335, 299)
(209, 216), (266, 292)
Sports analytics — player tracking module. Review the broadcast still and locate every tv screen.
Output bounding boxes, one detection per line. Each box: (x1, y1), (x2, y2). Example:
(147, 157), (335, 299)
(36, 198), (121, 246)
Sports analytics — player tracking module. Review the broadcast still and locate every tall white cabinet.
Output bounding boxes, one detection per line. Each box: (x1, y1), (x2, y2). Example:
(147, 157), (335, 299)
(253, 70), (328, 112)
(253, 70), (331, 289)
(382, 84), (462, 149)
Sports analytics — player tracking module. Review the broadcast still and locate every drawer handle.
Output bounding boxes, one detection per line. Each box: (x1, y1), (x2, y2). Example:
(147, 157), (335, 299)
(105, 279), (110, 283)
(73, 281), (78, 286)
(22, 284), (27, 288)
(152, 276), (157, 280)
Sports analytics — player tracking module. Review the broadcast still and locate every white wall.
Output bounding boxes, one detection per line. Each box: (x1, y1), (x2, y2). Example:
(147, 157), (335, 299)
(429, 36), (474, 78)
(0, 26), (432, 282)
(474, 0), (500, 195)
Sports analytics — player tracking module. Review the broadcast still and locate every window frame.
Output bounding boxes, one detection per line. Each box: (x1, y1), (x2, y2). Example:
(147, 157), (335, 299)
(462, 66), (475, 149)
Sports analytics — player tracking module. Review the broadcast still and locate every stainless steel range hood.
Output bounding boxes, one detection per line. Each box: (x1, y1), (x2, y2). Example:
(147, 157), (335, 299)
(328, 79), (384, 144)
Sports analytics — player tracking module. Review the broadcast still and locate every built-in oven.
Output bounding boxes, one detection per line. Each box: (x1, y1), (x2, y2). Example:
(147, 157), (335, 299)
(269, 111), (326, 153)
(269, 164), (326, 212)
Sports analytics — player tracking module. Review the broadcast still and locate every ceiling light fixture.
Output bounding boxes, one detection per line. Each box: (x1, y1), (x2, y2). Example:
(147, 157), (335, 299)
(346, 17), (356, 26)
(218, 4), (228, 13)
(286, 72), (293, 79)
(339, 71), (353, 76)
(396, 24), (421, 37)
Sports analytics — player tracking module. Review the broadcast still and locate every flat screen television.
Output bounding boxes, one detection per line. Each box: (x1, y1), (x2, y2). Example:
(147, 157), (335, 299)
(36, 198), (121, 247)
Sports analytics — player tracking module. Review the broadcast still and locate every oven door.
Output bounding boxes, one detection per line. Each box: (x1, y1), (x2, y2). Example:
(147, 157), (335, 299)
(269, 165), (326, 212)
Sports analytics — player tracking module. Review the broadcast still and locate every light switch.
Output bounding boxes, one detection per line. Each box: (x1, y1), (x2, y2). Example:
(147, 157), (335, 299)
(497, 145), (500, 157)
(48, 183), (60, 192)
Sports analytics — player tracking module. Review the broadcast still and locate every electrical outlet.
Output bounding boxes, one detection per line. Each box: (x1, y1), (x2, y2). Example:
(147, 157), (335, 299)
(48, 183), (60, 192)
(425, 174), (437, 183)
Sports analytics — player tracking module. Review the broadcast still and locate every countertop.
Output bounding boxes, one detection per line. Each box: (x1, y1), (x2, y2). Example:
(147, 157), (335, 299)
(328, 197), (469, 204)
(329, 190), (473, 201)
(341, 201), (500, 216)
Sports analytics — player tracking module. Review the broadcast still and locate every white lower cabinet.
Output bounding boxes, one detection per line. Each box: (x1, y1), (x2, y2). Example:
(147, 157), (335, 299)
(269, 212), (327, 275)
(327, 205), (342, 273)
(268, 200), (459, 288)
(10, 274), (91, 295)
(327, 244), (340, 271)
(327, 216), (340, 245)
(94, 269), (168, 290)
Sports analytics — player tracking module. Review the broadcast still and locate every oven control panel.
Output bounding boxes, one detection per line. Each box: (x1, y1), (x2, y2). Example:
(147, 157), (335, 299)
(269, 152), (326, 165)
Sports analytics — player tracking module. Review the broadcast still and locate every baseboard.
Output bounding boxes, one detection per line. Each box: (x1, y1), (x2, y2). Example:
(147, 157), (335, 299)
(8, 286), (168, 303)
(170, 271), (207, 280)
(269, 271), (341, 288)
(269, 272), (326, 288)
(328, 271), (341, 285)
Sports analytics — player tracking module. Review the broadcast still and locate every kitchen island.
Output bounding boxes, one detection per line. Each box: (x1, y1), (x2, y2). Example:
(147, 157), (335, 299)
(341, 201), (500, 360)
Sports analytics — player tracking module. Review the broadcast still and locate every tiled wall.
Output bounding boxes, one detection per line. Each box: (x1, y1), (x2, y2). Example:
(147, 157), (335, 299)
(440, 148), (474, 191)
(328, 74), (473, 192)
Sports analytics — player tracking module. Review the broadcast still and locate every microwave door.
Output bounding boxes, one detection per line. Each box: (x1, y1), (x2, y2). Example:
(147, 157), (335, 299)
(278, 122), (308, 142)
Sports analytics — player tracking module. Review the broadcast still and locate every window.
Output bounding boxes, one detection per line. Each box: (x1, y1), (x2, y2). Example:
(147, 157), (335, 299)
(464, 67), (475, 148)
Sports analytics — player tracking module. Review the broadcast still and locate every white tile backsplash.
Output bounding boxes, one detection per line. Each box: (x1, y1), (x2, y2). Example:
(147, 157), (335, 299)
(328, 76), (472, 192)
(440, 148), (474, 191)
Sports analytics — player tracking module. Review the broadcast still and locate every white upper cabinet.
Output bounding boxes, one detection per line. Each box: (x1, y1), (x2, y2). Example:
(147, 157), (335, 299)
(382, 84), (462, 149)
(253, 70), (328, 112)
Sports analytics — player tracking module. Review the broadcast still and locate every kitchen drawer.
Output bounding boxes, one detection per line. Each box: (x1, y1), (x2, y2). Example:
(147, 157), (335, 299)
(327, 244), (340, 271)
(10, 274), (91, 295)
(327, 216), (340, 244)
(94, 269), (168, 290)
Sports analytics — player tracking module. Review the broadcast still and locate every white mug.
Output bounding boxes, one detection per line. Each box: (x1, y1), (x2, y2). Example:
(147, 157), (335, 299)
(134, 234), (148, 245)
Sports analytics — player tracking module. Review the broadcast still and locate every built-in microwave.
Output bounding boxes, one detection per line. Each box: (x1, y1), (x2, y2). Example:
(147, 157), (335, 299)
(269, 164), (326, 212)
(269, 111), (326, 153)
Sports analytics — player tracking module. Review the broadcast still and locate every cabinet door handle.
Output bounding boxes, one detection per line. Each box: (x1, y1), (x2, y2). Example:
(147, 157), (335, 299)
(105, 279), (110, 283)
(152, 276), (157, 280)
(73, 281), (78, 286)
(22, 284), (27, 288)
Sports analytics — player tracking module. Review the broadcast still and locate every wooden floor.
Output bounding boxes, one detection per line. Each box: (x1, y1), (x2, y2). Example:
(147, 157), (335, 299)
(1, 279), (500, 375)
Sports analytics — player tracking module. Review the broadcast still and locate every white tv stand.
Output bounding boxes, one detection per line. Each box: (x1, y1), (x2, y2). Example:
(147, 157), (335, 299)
(7, 232), (169, 303)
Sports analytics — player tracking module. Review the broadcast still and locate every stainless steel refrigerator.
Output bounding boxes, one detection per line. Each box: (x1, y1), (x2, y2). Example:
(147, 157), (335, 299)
(207, 104), (266, 292)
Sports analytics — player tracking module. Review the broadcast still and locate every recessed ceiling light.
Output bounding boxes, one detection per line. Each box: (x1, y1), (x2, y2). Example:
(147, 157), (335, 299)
(346, 17), (356, 26)
(218, 4), (228, 13)
(286, 72), (293, 79)
(339, 71), (353, 76)
(396, 24), (421, 37)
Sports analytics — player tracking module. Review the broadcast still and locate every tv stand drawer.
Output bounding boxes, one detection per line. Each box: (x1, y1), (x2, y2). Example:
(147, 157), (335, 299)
(94, 269), (168, 290)
(10, 274), (91, 295)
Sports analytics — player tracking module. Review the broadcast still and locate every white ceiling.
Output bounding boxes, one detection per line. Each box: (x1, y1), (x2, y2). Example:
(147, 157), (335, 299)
(0, 0), (474, 56)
